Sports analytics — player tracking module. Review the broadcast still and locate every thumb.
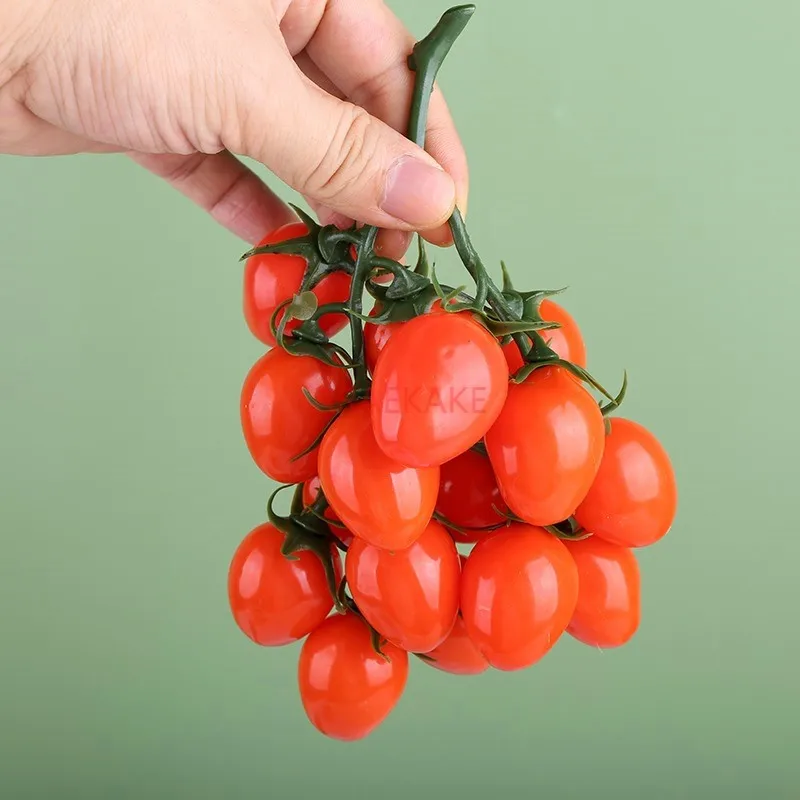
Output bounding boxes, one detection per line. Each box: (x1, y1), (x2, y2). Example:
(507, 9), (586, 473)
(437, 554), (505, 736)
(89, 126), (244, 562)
(234, 62), (457, 231)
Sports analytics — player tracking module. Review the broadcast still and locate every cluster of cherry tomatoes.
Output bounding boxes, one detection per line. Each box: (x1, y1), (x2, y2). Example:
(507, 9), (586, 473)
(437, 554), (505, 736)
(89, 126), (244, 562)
(226, 216), (678, 742)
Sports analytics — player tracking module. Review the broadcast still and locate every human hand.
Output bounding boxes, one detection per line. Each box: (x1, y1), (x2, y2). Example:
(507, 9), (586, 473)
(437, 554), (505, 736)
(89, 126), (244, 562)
(0, 0), (468, 250)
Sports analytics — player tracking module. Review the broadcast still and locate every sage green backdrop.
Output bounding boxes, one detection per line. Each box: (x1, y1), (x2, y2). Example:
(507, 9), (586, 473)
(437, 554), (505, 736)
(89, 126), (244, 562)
(2, 1), (798, 798)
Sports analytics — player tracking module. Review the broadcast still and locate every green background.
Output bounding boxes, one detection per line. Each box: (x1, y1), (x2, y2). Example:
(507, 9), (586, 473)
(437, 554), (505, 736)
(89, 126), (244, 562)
(2, 1), (798, 797)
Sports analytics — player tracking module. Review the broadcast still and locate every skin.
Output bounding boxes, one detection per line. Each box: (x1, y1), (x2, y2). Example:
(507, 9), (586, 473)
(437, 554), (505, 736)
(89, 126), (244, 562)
(228, 523), (340, 646)
(298, 612), (408, 741)
(0, 0), (468, 253)
(345, 518), (461, 653)
(240, 348), (353, 484)
(371, 312), (509, 468)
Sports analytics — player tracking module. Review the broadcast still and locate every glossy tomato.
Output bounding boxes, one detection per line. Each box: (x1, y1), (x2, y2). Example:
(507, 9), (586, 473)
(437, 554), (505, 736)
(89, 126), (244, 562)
(460, 523), (579, 671)
(485, 366), (605, 526)
(318, 401), (439, 550)
(503, 299), (587, 373)
(364, 300), (445, 374)
(240, 348), (352, 484)
(298, 612), (408, 741)
(228, 523), (340, 646)
(436, 448), (508, 542)
(563, 536), (640, 648)
(371, 312), (509, 468)
(244, 222), (351, 346)
(575, 418), (677, 547)
(345, 518), (461, 653)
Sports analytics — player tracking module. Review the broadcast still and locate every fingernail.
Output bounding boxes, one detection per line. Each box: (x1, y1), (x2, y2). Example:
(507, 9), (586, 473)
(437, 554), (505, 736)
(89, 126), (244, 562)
(381, 156), (456, 227)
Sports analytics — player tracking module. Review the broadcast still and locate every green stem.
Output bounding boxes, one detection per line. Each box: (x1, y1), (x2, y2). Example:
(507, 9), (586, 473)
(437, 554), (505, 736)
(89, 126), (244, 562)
(349, 226), (378, 396)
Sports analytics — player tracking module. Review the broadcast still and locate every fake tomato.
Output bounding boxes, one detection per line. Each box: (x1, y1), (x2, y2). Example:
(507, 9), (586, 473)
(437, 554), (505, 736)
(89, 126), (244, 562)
(345, 519), (461, 653)
(502, 299), (587, 373)
(371, 312), (509, 468)
(240, 348), (352, 483)
(227, 523), (339, 646)
(436, 448), (508, 542)
(563, 536), (640, 648)
(243, 222), (351, 346)
(485, 366), (605, 526)
(318, 401), (439, 551)
(298, 612), (408, 741)
(460, 523), (579, 671)
(575, 418), (677, 547)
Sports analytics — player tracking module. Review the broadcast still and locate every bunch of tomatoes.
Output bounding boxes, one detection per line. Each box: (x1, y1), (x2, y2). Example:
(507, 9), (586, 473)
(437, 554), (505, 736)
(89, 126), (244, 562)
(226, 212), (678, 742)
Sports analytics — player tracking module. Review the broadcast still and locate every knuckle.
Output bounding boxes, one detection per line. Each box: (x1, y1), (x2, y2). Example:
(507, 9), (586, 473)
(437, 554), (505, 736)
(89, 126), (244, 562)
(302, 105), (379, 202)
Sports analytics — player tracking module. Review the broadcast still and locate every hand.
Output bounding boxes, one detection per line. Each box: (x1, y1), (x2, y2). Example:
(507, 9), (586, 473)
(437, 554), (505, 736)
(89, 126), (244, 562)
(0, 0), (468, 251)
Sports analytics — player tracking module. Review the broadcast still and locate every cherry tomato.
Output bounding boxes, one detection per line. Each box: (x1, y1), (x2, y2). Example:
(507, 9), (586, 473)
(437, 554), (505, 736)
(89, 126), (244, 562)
(345, 519), (461, 653)
(364, 300), (445, 374)
(575, 417), (677, 547)
(503, 299), (587, 373)
(371, 312), (509, 468)
(460, 523), (579, 671)
(563, 536), (640, 648)
(298, 612), (408, 741)
(244, 222), (351, 347)
(436, 448), (508, 542)
(485, 366), (605, 526)
(318, 401), (439, 550)
(240, 348), (352, 484)
(228, 523), (340, 646)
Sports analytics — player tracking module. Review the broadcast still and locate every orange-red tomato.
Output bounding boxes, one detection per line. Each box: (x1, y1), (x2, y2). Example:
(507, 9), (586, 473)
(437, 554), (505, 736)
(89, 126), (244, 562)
(371, 312), (509, 468)
(485, 366), (605, 526)
(436, 448), (508, 542)
(228, 523), (339, 646)
(424, 615), (489, 675)
(318, 401), (439, 550)
(240, 348), (352, 483)
(298, 612), (408, 741)
(502, 299), (587, 373)
(364, 300), (445, 374)
(345, 519), (461, 653)
(460, 523), (579, 671)
(575, 418), (677, 547)
(244, 222), (351, 347)
(563, 536), (640, 648)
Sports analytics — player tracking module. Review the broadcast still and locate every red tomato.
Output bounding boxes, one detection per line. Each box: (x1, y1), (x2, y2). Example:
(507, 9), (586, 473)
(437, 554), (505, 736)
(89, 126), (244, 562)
(563, 537), (640, 648)
(244, 222), (351, 347)
(228, 523), (340, 646)
(485, 366), (605, 526)
(318, 401), (439, 550)
(364, 300), (445, 374)
(424, 614), (489, 676)
(436, 448), (508, 542)
(240, 349), (352, 483)
(503, 299), (587, 373)
(460, 523), (579, 671)
(371, 312), (509, 468)
(575, 418), (677, 547)
(298, 612), (409, 741)
(345, 519), (461, 653)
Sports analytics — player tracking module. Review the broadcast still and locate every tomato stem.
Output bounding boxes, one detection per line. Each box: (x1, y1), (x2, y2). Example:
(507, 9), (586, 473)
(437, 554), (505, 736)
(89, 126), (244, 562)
(348, 226), (378, 397)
